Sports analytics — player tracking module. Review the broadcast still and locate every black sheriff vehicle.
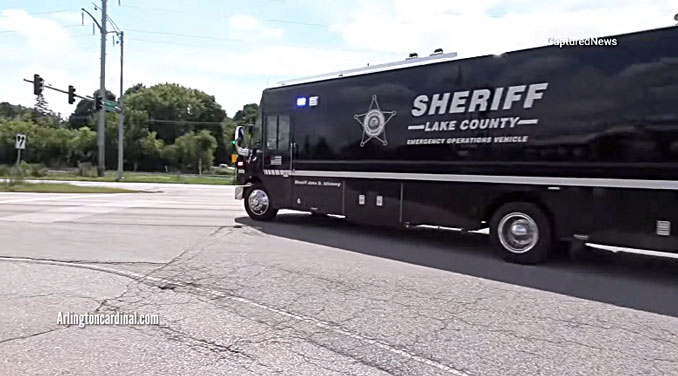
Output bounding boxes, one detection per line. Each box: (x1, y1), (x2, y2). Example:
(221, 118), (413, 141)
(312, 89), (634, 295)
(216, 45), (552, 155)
(234, 26), (678, 264)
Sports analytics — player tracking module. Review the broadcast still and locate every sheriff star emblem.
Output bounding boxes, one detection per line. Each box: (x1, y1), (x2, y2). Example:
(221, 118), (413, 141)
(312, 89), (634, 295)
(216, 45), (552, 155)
(354, 95), (396, 147)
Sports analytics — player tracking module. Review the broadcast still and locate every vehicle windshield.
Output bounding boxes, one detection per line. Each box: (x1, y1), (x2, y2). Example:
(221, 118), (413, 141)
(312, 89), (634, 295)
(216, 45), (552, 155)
(248, 108), (262, 149)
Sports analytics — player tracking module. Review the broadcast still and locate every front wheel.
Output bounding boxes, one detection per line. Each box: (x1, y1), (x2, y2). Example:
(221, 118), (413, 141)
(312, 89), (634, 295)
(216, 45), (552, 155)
(490, 202), (553, 264)
(244, 184), (278, 221)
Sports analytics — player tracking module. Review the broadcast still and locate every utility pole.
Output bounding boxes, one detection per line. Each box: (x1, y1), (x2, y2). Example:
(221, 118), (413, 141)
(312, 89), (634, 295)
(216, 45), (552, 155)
(117, 31), (124, 181)
(83, 2), (124, 179)
(97, 0), (108, 177)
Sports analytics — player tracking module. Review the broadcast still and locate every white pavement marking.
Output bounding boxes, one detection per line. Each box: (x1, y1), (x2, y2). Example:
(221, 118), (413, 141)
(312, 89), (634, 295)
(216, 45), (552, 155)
(0, 255), (470, 376)
(0, 205), (127, 223)
(0, 194), (139, 223)
(0, 193), (128, 205)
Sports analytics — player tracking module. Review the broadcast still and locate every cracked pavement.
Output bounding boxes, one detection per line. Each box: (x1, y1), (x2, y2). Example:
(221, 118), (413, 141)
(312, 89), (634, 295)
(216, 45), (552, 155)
(0, 182), (677, 375)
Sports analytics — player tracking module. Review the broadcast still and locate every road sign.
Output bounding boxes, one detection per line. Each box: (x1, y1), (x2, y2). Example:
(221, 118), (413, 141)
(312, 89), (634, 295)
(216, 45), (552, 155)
(15, 134), (26, 150)
(104, 100), (117, 112)
(231, 154), (238, 163)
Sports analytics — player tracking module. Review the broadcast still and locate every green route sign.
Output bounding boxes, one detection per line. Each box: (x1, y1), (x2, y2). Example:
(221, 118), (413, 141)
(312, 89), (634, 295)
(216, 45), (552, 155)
(104, 100), (117, 112)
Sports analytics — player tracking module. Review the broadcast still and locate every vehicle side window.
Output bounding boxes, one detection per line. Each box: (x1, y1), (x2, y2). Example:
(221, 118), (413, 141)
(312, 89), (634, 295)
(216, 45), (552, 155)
(266, 115), (278, 150)
(265, 114), (291, 152)
(278, 115), (290, 150)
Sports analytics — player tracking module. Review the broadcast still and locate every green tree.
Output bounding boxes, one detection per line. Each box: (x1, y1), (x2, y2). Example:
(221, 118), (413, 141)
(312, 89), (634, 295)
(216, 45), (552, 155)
(1, 102), (65, 128)
(124, 83), (145, 96)
(222, 118), (237, 159)
(137, 131), (165, 171)
(124, 83), (226, 144)
(0, 119), (37, 164)
(174, 132), (197, 172)
(195, 129), (218, 171)
(161, 144), (179, 171)
(0, 118), (71, 166)
(67, 127), (97, 163)
(233, 103), (259, 126)
(68, 90), (116, 129)
(173, 130), (217, 173)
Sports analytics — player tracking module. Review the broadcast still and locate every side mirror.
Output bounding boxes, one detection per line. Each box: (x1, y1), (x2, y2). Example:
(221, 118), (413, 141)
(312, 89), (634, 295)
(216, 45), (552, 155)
(235, 126), (245, 144)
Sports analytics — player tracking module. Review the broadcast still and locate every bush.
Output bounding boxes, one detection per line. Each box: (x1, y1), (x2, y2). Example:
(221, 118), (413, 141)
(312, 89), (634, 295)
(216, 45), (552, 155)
(7, 165), (25, 186)
(211, 166), (232, 176)
(17, 161), (32, 176)
(0, 164), (9, 176)
(28, 163), (48, 177)
(77, 162), (98, 177)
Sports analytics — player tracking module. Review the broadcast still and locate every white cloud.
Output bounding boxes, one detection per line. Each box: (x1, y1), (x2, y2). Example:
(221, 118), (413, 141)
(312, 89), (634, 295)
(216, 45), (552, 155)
(121, 41), (399, 115)
(228, 15), (284, 41)
(0, 9), (74, 53)
(331, 0), (677, 58)
(3, 1), (678, 120)
(0, 9), (114, 117)
(47, 11), (83, 26)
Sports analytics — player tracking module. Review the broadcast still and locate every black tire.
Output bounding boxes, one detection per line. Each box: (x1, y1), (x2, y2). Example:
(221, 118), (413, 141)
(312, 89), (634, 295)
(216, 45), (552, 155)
(490, 202), (553, 264)
(244, 184), (278, 221)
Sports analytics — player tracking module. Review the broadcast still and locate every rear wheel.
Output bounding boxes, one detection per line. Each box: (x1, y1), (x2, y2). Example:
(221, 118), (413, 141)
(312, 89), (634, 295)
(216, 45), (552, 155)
(244, 184), (278, 221)
(490, 202), (552, 264)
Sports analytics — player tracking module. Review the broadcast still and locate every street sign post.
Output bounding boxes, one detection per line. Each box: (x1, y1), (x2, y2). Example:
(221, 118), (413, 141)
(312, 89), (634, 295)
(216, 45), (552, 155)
(15, 134), (26, 166)
(104, 100), (117, 112)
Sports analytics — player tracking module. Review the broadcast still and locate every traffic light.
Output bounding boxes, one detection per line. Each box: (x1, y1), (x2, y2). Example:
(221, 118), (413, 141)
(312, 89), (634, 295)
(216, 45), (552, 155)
(33, 74), (44, 95)
(231, 139), (236, 145)
(68, 85), (76, 104)
(94, 95), (102, 111)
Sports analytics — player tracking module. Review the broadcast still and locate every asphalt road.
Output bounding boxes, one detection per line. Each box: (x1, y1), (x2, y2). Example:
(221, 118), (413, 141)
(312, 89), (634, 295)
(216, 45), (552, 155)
(0, 182), (677, 376)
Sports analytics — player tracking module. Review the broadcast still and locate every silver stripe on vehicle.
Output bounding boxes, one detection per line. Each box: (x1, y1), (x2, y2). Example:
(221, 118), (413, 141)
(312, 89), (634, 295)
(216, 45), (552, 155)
(587, 243), (678, 260)
(290, 170), (678, 190)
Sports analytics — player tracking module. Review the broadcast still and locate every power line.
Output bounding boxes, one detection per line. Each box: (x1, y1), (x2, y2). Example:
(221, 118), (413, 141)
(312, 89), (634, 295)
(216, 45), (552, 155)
(30, 9), (74, 15)
(267, 19), (327, 27)
(127, 37), (235, 49)
(120, 4), (186, 13)
(126, 36), (392, 55)
(120, 4), (329, 28)
(126, 29), (243, 42)
(0, 24), (85, 34)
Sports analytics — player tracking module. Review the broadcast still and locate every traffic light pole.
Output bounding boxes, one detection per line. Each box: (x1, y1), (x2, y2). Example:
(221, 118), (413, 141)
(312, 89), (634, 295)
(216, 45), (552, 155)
(117, 31), (124, 181)
(23, 78), (93, 102)
(97, 0), (108, 177)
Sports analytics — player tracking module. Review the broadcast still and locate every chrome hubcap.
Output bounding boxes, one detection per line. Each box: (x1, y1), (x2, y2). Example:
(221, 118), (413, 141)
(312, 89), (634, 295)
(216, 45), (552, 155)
(248, 189), (270, 216)
(498, 212), (539, 254)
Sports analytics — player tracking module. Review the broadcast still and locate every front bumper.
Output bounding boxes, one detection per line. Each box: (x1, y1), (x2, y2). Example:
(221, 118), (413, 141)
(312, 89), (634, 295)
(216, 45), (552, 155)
(234, 185), (250, 200)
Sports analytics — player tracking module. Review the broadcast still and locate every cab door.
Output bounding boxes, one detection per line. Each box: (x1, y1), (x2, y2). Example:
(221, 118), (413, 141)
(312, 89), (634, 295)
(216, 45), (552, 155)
(262, 113), (293, 206)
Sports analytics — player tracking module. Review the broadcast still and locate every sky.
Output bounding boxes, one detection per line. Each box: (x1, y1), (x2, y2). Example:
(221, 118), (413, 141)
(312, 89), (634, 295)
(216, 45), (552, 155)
(1, 0), (676, 118)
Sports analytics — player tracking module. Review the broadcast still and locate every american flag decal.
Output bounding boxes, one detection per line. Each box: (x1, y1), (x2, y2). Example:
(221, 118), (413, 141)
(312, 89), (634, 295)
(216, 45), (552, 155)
(271, 156), (283, 166)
